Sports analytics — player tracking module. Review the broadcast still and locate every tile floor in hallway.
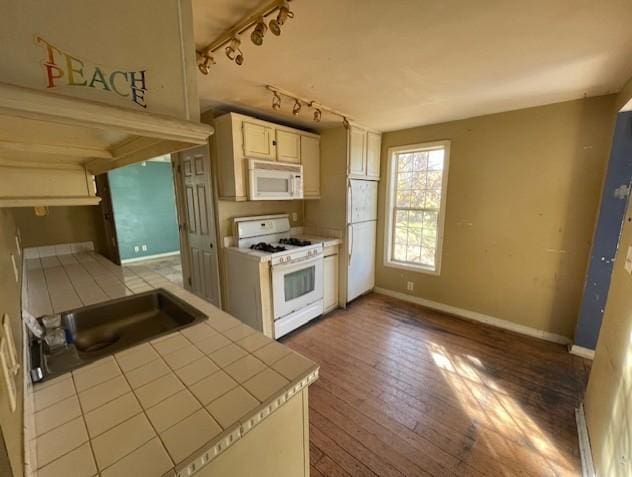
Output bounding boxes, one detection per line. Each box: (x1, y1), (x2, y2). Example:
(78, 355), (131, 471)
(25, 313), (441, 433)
(125, 255), (184, 287)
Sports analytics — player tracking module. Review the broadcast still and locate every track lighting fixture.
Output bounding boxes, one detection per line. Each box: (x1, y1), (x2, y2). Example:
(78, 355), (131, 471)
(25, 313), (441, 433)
(269, 1), (294, 36)
(272, 91), (281, 110)
(198, 54), (215, 75)
(225, 37), (244, 65)
(292, 99), (302, 116)
(196, 1), (296, 73)
(251, 17), (267, 46)
(266, 85), (353, 128)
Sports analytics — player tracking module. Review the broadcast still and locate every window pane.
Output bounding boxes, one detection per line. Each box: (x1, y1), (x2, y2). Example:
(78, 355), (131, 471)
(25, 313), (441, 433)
(423, 211), (438, 232)
(420, 247), (435, 266)
(397, 153), (413, 172)
(397, 172), (412, 190)
(409, 211), (423, 228)
(428, 149), (444, 170)
(396, 190), (411, 207)
(410, 171), (426, 190)
(410, 190), (426, 208)
(422, 233), (436, 248)
(393, 243), (407, 261)
(407, 245), (421, 263)
(407, 226), (422, 246)
(394, 227), (408, 245)
(412, 152), (428, 171)
(426, 171), (442, 189)
(395, 210), (409, 227)
(425, 189), (441, 209)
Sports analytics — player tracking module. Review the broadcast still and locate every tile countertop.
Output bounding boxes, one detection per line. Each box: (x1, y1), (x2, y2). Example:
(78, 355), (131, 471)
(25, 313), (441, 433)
(24, 251), (319, 477)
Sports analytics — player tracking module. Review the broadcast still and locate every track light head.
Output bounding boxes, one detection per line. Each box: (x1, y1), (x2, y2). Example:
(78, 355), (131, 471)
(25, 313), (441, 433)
(198, 53), (215, 75)
(225, 37), (242, 61)
(342, 116), (350, 129)
(251, 17), (267, 46)
(269, 1), (294, 36)
(292, 99), (302, 116)
(272, 91), (281, 111)
(313, 108), (322, 122)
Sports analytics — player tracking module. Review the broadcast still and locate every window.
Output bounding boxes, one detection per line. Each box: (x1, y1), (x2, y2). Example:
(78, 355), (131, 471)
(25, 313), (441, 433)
(384, 141), (450, 274)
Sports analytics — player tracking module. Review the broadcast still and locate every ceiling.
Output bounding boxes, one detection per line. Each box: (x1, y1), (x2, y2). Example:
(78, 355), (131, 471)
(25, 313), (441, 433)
(193, 0), (632, 132)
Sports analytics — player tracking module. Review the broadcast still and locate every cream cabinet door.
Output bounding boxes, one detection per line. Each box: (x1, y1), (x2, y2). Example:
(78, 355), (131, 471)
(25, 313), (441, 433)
(366, 131), (381, 179)
(324, 253), (339, 313)
(348, 126), (366, 176)
(242, 121), (275, 160)
(301, 135), (320, 198)
(276, 130), (301, 163)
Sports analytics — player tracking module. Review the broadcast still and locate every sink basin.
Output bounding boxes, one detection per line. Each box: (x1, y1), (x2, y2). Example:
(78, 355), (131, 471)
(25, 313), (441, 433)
(32, 289), (207, 381)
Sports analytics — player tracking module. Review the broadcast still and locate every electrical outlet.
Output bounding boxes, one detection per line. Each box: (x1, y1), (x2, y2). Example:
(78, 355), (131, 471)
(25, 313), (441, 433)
(134, 246), (140, 253)
(141, 245), (147, 251)
(407, 281), (414, 291)
(292, 212), (298, 222)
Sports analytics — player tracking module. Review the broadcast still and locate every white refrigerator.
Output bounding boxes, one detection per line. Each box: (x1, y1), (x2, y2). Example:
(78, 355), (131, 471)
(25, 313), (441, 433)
(347, 179), (378, 302)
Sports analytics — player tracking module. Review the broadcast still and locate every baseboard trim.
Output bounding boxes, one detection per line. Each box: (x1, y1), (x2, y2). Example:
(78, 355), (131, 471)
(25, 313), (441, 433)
(121, 251), (180, 264)
(569, 345), (595, 360)
(576, 404), (596, 477)
(373, 287), (571, 345)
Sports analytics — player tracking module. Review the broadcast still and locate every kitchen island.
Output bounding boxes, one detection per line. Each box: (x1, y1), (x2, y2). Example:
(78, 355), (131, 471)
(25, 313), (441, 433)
(23, 248), (318, 477)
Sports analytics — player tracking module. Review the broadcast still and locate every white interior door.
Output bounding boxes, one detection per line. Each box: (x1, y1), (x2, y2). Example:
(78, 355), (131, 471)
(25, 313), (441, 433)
(347, 220), (376, 302)
(175, 145), (221, 307)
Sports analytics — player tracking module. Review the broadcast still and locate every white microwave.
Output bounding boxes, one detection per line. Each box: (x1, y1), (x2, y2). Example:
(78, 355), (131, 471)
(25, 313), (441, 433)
(248, 159), (303, 200)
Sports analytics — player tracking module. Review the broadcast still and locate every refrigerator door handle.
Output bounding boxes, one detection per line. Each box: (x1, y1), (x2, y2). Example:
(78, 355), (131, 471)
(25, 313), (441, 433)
(348, 224), (353, 264)
(347, 180), (352, 220)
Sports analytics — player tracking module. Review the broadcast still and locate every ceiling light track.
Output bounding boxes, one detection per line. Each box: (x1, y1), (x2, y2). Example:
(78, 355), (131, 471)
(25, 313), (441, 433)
(266, 85), (352, 127)
(197, 0), (294, 74)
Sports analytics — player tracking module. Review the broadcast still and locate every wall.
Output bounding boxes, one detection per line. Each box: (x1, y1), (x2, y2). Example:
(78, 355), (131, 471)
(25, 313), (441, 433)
(109, 161), (180, 261)
(12, 206), (106, 254)
(584, 196), (632, 476)
(0, 210), (24, 477)
(376, 95), (616, 339)
(574, 111), (632, 349)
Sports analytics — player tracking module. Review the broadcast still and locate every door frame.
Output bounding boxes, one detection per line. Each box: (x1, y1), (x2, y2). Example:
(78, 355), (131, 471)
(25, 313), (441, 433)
(171, 145), (223, 308)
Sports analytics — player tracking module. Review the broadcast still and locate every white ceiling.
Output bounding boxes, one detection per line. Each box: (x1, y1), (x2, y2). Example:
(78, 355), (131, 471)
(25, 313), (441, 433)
(193, 0), (632, 132)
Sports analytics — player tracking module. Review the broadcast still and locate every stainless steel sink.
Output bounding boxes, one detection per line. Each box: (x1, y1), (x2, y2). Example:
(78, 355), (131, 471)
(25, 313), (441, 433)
(30, 289), (207, 381)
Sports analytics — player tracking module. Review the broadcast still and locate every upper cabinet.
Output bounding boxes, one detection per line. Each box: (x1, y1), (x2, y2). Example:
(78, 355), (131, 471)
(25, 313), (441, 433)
(213, 112), (320, 201)
(242, 122), (275, 160)
(276, 130), (301, 164)
(347, 126), (381, 180)
(301, 136), (320, 199)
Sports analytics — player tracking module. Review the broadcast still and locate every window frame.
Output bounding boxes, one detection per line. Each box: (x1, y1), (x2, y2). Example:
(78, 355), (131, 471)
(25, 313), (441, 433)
(383, 140), (451, 275)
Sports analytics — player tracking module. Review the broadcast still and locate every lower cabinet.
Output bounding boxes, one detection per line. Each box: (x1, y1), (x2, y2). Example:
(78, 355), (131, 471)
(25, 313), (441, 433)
(323, 248), (339, 313)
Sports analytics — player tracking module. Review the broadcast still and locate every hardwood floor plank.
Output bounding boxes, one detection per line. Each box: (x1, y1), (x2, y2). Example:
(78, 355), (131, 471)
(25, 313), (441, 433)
(281, 293), (587, 477)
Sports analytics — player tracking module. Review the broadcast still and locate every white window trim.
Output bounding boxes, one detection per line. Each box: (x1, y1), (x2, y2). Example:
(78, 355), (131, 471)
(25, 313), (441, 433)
(383, 140), (451, 275)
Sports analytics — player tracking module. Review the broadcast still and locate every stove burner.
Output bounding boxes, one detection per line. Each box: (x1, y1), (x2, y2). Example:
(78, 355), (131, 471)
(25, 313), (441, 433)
(279, 238), (312, 246)
(250, 242), (287, 253)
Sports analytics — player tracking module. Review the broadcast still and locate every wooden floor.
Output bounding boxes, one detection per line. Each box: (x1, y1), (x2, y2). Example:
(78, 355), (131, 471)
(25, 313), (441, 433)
(281, 293), (590, 477)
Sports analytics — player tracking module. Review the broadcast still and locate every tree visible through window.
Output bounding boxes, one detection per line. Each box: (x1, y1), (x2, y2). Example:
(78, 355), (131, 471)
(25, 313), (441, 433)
(386, 142), (449, 273)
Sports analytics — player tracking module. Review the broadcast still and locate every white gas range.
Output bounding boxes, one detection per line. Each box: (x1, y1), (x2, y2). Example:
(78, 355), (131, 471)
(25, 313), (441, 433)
(225, 215), (324, 338)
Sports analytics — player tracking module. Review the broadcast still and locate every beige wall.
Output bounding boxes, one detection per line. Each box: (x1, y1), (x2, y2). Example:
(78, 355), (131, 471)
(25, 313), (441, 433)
(0, 210), (24, 476)
(12, 206), (106, 253)
(584, 197), (632, 476)
(376, 95), (617, 339)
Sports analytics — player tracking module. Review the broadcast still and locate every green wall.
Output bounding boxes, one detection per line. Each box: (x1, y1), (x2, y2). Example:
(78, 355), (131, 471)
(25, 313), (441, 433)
(109, 160), (180, 260)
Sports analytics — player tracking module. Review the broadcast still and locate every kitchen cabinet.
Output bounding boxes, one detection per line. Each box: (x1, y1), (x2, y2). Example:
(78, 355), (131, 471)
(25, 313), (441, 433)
(348, 126), (381, 180)
(323, 246), (339, 313)
(242, 121), (276, 160)
(366, 131), (382, 179)
(276, 130), (301, 163)
(301, 135), (320, 198)
(213, 112), (320, 201)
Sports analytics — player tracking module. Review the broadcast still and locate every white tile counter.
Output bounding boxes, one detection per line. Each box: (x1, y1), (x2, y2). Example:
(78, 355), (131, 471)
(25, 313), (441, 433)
(23, 251), (318, 477)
